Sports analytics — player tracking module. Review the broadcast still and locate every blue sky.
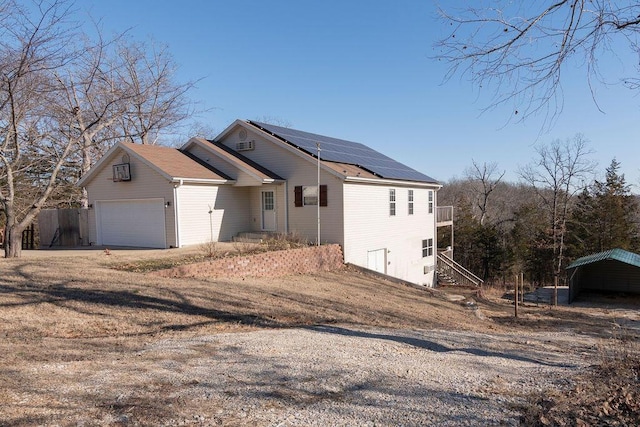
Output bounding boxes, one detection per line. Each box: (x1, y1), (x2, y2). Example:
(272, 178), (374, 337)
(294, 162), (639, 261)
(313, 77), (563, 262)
(80, 1), (640, 190)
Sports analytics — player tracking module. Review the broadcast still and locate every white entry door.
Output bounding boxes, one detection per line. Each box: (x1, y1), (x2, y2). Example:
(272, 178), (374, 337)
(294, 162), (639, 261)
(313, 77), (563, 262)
(261, 191), (276, 231)
(367, 248), (386, 274)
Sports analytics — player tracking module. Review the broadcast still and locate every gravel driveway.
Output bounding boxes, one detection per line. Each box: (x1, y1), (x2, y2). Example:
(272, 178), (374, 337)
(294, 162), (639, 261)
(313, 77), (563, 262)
(75, 325), (596, 426)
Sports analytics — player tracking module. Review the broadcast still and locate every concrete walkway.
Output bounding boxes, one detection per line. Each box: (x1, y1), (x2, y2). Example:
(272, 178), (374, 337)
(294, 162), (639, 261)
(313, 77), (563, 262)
(523, 286), (569, 305)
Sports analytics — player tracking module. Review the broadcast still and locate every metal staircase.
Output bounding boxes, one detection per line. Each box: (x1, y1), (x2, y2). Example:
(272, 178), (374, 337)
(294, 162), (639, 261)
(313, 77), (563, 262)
(437, 253), (484, 287)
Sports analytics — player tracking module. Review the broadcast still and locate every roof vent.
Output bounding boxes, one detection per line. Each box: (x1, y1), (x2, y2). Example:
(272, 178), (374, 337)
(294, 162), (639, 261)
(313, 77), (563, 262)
(236, 140), (255, 151)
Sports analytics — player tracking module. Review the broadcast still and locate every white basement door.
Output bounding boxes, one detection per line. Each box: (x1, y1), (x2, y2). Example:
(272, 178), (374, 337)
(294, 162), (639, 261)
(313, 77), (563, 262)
(97, 199), (166, 248)
(367, 248), (386, 274)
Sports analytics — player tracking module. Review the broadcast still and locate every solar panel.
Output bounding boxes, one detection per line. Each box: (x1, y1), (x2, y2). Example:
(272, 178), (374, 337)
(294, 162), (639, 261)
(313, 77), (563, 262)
(248, 121), (438, 183)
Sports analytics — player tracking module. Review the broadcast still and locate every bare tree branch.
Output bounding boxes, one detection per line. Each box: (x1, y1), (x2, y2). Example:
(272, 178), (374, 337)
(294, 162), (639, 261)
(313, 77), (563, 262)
(435, 1), (640, 127)
(464, 160), (505, 226)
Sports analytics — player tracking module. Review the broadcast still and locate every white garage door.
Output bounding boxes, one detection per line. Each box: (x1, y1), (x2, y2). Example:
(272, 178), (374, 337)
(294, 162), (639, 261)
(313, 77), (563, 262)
(97, 199), (166, 248)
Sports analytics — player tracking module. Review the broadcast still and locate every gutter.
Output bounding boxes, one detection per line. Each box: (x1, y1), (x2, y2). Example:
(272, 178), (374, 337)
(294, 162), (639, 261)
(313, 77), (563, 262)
(344, 176), (441, 188)
(284, 181), (289, 233)
(172, 178), (234, 185)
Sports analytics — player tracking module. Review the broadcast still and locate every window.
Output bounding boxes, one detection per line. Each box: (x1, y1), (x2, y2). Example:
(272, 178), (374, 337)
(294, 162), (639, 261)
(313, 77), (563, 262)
(422, 238), (433, 258)
(303, 186), (318, 205)
(262, 191), (274, 210)
(428, 190), (433, 214)
(294, 185), (327, 207)
(408, 190), (414, 215)
(389, 189), (396, 216)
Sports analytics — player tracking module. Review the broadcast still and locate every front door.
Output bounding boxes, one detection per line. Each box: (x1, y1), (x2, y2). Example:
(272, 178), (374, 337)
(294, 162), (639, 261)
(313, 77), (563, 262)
(261, 190), (276, 231)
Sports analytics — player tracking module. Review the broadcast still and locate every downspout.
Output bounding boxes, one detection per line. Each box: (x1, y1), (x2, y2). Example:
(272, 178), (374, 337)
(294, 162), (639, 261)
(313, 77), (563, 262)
(284, 181), (289, 233)
(433, 187), (439, 287)
(173, 180), (182, 247)
(316, 142), (321, 246)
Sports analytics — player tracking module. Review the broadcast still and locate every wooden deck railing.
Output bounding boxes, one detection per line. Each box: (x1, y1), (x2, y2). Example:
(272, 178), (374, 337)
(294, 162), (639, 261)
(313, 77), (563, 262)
(436, 206), (453, 225)
(437, 252), (484, 287)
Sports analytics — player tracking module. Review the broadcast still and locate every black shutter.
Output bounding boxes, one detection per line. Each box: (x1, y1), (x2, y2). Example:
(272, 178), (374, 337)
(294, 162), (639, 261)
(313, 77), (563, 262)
(294, 186), (303, 207)
(320, 185), (328, 206)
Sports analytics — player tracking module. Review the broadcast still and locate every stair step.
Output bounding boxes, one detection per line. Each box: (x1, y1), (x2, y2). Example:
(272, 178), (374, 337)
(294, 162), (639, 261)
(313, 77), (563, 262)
(232, 236), (262, 243)
(233, 231), (278, 243)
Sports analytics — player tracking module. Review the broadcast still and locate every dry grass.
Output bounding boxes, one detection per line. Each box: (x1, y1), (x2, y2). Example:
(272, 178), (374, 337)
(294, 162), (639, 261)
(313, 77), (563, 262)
(113, 234), (311, 273)
(1, 248), (639, 425)
(472, 283), (640, 426)
(517, 333), (640, 426)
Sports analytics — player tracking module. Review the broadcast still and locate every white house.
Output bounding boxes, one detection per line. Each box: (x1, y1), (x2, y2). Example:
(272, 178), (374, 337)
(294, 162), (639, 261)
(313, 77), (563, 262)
(78, 120), (442, 286)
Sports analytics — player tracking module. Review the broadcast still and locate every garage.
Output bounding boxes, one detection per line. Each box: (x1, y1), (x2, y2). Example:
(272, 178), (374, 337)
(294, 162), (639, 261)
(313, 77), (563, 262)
(96, 199), (166, 248)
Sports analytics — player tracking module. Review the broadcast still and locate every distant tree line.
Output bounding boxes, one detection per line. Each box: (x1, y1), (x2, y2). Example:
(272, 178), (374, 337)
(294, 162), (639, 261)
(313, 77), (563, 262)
(438, 136), (640, 286)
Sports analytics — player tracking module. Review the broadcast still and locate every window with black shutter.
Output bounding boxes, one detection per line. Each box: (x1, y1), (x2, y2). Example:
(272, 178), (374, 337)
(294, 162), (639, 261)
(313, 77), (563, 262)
(320, 185), (327, 206)
(294, 186), (303, 207)
(294, 185), (328, 207)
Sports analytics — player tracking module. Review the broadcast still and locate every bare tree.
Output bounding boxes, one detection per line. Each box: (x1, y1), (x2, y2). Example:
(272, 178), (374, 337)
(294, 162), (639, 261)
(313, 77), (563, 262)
(519, 134), (596, 303)
(1, 0), (200, 256)
(114, 40), (197, 145)
(464, 160), (505, 226)
(436, 2), (640, 125)
(57, 35), (199, 207)
(54, 34), (129, 209)
(0, 0), (82, 257)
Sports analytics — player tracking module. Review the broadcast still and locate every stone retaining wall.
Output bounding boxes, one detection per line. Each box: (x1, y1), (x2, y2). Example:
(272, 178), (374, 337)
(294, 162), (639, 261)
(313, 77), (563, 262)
(151, 244), (344, 279)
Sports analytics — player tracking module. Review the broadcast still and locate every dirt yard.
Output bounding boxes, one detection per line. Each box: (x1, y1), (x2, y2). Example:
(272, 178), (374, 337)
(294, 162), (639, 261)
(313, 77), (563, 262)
(1, 247), (639, 425)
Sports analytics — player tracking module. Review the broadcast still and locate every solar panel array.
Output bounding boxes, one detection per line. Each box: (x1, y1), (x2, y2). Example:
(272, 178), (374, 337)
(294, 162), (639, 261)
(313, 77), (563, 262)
(248, 121), (438, 183)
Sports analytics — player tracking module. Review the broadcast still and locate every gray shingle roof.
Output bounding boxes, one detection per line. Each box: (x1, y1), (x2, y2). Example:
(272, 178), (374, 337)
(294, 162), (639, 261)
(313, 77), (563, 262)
(566, 248), (640, 269)
(205, 139), (283, 180)
(248, 121), (438, 184)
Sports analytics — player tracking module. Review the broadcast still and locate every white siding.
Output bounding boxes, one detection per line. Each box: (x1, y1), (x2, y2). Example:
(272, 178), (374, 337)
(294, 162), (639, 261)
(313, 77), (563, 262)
(218, 128), (345, 245)
(343, 182), (438, 286)
(84, 148), (176, 248)
(176, 184), (251, 245)
(247, 185), (283, 232)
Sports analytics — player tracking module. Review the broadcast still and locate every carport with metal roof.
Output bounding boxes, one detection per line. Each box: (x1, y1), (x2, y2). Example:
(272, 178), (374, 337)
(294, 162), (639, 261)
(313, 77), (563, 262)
(566, 248), (640, 303)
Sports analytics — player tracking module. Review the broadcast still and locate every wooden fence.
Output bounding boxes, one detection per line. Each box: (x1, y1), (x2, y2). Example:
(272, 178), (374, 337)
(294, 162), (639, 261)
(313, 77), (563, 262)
(38, 209), (89, 248)
(0, 224), (36, 250)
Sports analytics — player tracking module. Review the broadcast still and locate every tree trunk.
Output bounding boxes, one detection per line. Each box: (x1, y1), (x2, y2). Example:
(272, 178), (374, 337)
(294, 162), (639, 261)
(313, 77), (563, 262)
(79, 138), (92, 209)
(4, 224), (23, 258)
(80, 187), (89, 209)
